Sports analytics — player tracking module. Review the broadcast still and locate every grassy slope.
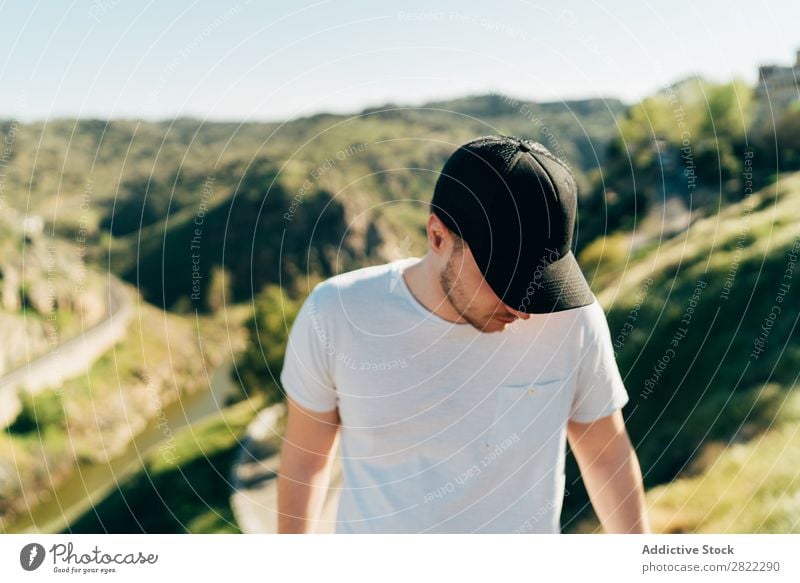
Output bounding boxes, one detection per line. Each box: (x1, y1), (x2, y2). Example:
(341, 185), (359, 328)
(573, 385), (800, 534)
(646, 388), (800, 534)
(565, 171), (800, 533)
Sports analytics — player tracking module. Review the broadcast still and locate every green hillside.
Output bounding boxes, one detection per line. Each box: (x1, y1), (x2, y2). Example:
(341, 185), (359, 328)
(563, 171), (800, 532)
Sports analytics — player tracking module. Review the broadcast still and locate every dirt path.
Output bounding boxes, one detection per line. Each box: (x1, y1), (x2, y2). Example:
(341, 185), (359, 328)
(229, 404), (342, 533)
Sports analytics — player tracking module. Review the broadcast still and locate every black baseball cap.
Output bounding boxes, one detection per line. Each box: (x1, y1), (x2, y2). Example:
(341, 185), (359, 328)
(431, 135), (595, 314)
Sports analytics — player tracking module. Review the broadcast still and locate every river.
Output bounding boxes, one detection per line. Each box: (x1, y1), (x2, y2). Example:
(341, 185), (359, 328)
(4, 360), (237, 534)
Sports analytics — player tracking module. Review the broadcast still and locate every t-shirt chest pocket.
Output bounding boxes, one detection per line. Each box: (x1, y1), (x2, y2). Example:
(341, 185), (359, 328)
(485, 378), (569, 449)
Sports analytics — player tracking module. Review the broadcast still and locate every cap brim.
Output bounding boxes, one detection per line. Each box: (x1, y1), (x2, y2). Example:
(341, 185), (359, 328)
(493, 249), (595, 314)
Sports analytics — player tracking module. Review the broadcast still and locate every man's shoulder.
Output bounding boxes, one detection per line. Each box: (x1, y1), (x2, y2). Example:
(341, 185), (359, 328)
(571, 294), (614, 346)
(530, 293), (600, 326)
(522, 294), (603, 343)
(309, 258), (416, 306)
(581, 294), (608, 326)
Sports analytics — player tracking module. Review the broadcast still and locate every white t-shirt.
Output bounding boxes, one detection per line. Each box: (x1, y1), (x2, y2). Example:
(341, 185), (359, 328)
(280, 257), (629, 533)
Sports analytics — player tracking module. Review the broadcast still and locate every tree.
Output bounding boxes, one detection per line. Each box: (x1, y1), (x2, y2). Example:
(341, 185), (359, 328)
(234, 284), (301, 405)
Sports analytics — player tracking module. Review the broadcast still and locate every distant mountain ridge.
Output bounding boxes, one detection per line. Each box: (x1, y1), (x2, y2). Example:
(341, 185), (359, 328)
(0, 92), (627, 310)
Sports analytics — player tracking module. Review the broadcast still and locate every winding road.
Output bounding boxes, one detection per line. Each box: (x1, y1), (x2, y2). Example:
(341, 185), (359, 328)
(0, 276), (133, 428)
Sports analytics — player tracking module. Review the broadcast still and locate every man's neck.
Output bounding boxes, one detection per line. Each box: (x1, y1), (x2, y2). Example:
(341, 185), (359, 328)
(401, 253), (467, 324)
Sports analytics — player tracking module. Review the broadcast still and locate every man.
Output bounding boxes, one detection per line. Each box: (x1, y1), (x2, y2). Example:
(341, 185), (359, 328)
(277, 135), (650, 534)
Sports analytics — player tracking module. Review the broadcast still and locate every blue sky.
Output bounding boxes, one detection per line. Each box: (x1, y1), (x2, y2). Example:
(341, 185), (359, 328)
(1, 0), (799, 121)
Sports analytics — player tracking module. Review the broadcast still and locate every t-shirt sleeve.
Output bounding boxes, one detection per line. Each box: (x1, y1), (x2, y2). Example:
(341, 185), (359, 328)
(569, 298), (630, 423)
(279, 285), (338, 413)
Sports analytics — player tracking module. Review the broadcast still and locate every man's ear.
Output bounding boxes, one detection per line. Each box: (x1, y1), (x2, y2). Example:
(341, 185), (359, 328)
(427, 212), (448, 256)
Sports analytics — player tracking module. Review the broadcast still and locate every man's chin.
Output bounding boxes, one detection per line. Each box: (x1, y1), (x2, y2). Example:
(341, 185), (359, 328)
(477, 318), (512, 333)
(456, 309), (513, 333)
